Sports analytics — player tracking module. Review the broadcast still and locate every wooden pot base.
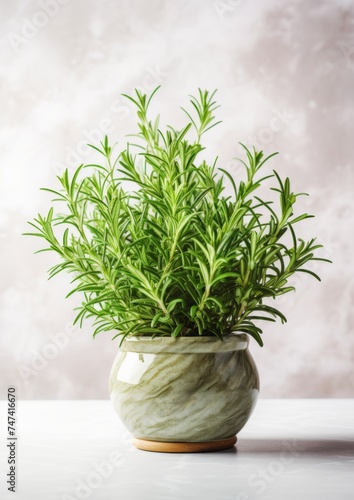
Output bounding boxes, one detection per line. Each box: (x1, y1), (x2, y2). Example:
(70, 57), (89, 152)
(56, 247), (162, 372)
(133, 436), (237, 453)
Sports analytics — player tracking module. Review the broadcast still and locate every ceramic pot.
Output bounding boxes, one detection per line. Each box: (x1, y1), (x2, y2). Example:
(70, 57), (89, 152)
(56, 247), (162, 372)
(109, 334), (259, 452)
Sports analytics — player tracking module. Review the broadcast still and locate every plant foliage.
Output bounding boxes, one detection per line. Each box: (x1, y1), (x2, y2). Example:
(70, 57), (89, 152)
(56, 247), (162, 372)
(26, 88), (329, 346)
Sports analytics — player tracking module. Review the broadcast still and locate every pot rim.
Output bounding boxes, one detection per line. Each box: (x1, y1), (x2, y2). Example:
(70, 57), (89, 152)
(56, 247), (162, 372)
(119, 333), (249, 354)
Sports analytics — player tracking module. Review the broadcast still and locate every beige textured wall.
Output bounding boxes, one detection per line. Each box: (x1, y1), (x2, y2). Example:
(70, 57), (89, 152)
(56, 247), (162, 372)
(1, 0), (353, 399)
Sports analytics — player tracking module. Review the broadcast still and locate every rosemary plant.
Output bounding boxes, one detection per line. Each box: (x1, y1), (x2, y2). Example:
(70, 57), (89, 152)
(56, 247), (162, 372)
(26, 88), (328, 346)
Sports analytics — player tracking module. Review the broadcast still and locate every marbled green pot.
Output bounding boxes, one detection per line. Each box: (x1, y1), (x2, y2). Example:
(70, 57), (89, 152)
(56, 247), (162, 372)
(109, 334), (259, 452)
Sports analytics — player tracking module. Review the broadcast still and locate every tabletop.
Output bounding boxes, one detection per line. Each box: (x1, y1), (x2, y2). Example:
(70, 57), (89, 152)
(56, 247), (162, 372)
(0, 399), (353, 500)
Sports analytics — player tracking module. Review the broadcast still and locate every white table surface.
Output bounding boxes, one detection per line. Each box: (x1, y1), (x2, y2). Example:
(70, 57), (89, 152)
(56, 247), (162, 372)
(1, 399), (353, 500)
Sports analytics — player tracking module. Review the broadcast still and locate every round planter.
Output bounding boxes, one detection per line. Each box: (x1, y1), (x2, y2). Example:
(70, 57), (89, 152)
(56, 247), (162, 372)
(109, 334), (259, 452)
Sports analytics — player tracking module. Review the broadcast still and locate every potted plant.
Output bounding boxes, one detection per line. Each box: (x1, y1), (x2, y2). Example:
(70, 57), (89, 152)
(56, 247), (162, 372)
(26, 88), (328, 452)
